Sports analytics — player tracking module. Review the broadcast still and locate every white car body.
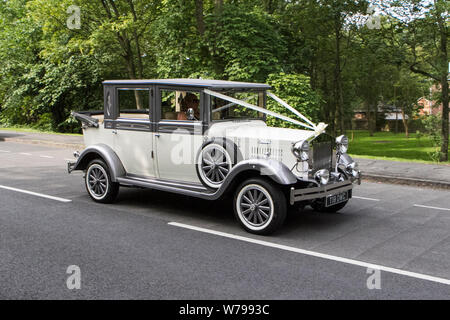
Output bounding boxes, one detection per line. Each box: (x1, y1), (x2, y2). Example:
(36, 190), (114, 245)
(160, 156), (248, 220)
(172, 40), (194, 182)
(69, 79), (360, 235)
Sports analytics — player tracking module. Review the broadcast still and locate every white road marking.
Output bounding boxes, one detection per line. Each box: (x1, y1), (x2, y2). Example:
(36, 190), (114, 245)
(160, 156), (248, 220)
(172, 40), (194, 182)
(19, 153), (32, 156)
(64, 158), (74, 161)
(0, 150), (11, 153)
(39, 155), (54, 159)
(169, 222), (450, 286)
(414, 204), (450, 212)
(353, 196), (380, 202)
(0, 185), (72, 203)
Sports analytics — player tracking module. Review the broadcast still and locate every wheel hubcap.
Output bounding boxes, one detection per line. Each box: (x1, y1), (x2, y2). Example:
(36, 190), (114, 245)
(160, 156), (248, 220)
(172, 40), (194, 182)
(87, 164), (108, 199)
(237, 185), (273, 228)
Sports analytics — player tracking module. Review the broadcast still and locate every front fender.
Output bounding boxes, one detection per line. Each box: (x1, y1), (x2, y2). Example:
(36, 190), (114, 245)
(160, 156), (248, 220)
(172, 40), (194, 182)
(226, 158), (298, 186)
(69, 144), (125, 182)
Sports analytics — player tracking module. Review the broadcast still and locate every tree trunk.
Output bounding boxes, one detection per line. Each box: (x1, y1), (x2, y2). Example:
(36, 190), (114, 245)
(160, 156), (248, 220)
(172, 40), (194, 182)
(123, 42), (143, 110)
(194, 0), (205, 35)
(126, 0), (144, 79)
(373, 103), (377, 133)
(401, 107), (409, 138)
(101, 0), (142, 109)
(265, 0), (275, 14)
(440, 75), (449, 161)
(321, 69), (331, 130)
(215, 0), (223, 14)
(334, 10), (345, 135)
(366, 101), (374, 137)
(395, 110), (399, 134)
(437, 0), (448, 161)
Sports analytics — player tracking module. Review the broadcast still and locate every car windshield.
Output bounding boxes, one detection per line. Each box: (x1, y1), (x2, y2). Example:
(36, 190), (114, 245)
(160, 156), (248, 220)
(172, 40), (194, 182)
(211, 90), (265, 121)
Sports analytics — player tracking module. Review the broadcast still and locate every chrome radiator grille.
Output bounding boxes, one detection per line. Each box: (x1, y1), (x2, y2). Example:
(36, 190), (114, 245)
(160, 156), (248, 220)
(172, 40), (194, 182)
(309, 141), (333, 171)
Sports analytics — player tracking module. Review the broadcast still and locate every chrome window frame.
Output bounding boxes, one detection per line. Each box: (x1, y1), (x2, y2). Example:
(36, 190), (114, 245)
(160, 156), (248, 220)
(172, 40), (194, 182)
(103, 84), (154, 132)
(155, 85), (207, 135)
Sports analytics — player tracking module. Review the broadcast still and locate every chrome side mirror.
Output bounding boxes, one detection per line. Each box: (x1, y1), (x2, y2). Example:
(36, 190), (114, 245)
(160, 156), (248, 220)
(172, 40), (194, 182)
(186, 108), (195, 120)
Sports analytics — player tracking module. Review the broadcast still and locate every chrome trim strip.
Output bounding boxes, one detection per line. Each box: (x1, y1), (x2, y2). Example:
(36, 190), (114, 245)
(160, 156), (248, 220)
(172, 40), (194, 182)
(117, 176), (215, 199)
(159, 120), (202, 126)
(125, 174), (207, 191)
(115, 122), (150, 130)
(157, 120), (203, 135)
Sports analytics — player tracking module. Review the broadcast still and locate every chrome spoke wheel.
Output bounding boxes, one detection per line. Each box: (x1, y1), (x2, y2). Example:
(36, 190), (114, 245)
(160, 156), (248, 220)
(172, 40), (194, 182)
(198, 144), (232, 188)
(236, 184), (274, 230)
(86, 164), (109, 200)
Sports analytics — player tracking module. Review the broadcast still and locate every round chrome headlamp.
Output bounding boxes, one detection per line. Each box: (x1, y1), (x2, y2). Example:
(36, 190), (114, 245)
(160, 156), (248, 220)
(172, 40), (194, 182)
(314, 169), (330, 185)
(336, 135), (349, 154)
(292, 140), (310, 161)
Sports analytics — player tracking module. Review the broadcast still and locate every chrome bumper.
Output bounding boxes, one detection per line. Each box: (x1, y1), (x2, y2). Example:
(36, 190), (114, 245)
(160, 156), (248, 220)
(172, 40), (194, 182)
(67, 151), (80, 174)
(289, 180), (354, 205)
(67, 161), (76, 174)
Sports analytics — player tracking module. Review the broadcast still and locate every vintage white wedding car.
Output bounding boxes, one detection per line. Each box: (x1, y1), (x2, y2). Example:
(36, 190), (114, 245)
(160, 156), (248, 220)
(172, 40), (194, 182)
(68, 79), (361, 234)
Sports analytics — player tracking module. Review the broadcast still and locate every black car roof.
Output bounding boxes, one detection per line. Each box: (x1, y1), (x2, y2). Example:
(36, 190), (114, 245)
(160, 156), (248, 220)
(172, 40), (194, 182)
(103, 78), (271, 89)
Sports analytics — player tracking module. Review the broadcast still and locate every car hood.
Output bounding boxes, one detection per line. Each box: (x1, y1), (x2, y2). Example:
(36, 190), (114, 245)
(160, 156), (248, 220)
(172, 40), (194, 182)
(207, 121), (316, 143)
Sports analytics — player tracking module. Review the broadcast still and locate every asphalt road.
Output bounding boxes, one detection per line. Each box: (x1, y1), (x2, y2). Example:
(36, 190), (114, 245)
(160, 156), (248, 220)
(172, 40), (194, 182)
(0, 141), (449, 299)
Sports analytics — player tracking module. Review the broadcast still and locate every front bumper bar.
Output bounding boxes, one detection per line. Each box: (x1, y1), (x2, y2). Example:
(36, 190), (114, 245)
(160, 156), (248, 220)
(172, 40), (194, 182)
(289, 180), (354, 205)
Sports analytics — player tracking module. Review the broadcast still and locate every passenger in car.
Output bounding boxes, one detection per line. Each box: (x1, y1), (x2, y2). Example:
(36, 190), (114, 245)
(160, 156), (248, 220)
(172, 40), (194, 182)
(178, 93), (200, 120)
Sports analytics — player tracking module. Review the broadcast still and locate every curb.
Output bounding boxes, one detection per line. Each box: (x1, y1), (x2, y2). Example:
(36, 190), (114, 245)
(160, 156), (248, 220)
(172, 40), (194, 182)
(3, 137), (84, 150)
(362, 173), (450, 190)
(3, 135), (450, 190)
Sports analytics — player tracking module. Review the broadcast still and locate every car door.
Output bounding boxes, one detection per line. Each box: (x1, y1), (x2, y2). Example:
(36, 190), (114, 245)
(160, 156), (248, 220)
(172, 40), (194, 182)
(113, 86), (155, 178)
(154, 87), (204, 183)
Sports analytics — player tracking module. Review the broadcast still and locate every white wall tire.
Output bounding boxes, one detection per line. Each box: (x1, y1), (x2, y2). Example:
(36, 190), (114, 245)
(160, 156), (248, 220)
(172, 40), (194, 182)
(233, 178), (287, 235)
(197, 144), (232, 189)
(85, 159), (119, 203)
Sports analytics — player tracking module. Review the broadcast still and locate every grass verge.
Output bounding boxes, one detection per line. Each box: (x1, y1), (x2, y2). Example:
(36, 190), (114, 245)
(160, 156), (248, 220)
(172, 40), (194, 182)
(0, 126), (82, 136)
(348, 130), (450, 165)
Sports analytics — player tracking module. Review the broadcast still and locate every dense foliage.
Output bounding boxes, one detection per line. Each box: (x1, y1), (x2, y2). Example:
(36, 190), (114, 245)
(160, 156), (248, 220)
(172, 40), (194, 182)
(0, 0), (448, 160)
(266, 73), (322, 128)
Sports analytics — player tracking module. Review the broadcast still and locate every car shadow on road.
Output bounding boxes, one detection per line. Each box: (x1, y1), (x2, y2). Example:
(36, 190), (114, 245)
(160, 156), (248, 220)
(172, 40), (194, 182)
(112, 187), (352, 236)
(115, 187), (233, 221)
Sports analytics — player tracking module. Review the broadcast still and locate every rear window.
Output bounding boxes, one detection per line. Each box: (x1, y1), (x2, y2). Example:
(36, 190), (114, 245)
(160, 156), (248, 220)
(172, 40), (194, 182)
(117, 88), (150, 119)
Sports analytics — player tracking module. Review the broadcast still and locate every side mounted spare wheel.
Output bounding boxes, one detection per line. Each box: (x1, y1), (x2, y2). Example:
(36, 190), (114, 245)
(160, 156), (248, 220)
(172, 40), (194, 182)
(196, 138), (240, 189)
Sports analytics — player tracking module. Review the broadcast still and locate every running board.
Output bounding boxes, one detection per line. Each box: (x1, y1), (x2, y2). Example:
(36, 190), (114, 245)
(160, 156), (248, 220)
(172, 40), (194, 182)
(116, 176), (218, 200)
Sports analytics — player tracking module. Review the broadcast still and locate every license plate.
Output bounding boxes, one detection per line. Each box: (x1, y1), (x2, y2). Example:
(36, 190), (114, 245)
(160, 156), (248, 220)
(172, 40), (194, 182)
(326, 191), (348, 207)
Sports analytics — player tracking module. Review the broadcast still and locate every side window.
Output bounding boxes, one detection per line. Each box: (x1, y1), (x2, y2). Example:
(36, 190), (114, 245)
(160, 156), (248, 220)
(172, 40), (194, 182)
(117, 88), (150, 120)
(160, 90), (200, 121)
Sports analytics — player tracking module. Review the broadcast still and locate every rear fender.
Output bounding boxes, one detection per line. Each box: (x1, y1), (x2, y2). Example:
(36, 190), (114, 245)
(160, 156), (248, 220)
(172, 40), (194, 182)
(69, 144), (125, 182)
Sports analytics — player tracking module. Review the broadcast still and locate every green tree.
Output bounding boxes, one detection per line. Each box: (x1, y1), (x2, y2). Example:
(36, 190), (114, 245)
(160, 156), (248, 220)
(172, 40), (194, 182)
(0, 0), (43, 126)
(392, 70), (428, 138)
(280, 0), (370, 135)
(378, 0), (449, 160)
(266, 73), (322, 129)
